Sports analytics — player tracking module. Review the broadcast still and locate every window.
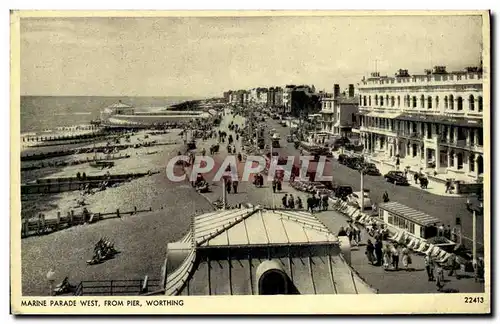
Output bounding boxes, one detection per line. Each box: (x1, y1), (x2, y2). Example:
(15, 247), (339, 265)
(363, 96), (367, 106)
(409, 223), (415, 234)
(391, 96), (395, 107)
(435, 96), (439, 109)
(369, 96), (371, 106)
(386, 95), (389, 104)
(469, 95), (475, 111)
(412, 96), (417, 108)
(397, 96), (401, 107)
(380, 96), (384, 106)
(375, 95), (378, 106)
(420, 95), (425, 108)
(427, 96), (432, 109)
(449, 95), (454, 110)
(478, 96), (483, 112)
(444, 96), (448, 109)
(457, 96), (463, 111)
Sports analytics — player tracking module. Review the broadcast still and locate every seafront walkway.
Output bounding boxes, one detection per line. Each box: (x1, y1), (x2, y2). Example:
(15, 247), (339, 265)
(278, 180), (485, 294)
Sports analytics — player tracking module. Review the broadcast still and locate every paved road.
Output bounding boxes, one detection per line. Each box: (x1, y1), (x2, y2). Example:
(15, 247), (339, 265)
(264, 118), (484, 249)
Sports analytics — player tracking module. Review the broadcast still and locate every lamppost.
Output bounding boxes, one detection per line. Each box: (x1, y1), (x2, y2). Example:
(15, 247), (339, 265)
(470, 200), (483, 268)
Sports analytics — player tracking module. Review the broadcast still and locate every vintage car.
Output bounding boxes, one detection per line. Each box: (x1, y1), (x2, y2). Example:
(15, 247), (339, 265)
(332, 185), (353, 201)
(383, 171), (410, 185)
(363, 163), (381, 176)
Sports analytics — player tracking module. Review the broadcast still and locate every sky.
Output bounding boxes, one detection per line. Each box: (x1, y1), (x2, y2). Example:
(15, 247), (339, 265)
(20, 14), (484, 97)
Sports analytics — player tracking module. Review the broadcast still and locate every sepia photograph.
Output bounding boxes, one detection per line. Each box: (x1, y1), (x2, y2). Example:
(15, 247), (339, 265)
(10, 10), (490, 314)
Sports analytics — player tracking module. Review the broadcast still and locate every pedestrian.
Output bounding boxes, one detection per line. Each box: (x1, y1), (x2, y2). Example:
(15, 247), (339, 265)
(438, 223), (445, 237)
(272, 178), (277, 193)
(296, 196), (303, 209)
(425, 252), (434, 281)
(277, 180), (282, 192)
(391, 244), (400, 270)
(383, 245), (391, 270)
(401, 246), (410, 270)
(322, 194), (329, 211)
(451, 226), (458, 242)
(232, 180), (238, 194)
(282, 194), (288, 209)
(365, 240), (375, 265)
(226, 179), (232, 195)
(444, 225), (451, 240)
(338, 226), (347, 236)
(447, 253), (459, 278)
(374, 239), (383, 266)
(435, 262), (445, 291)
(347, 227), (354, 245)
(382, 191), (389, 203)
(307, 195), (314, 213)
(288, 194), (295, 209)
(445, 180), (451, 194)
(414, 173), (419, 184)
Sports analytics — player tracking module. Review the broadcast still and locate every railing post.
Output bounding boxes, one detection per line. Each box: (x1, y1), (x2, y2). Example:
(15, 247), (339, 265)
(70, 210), (74, 225)
(110, 280), (113, 295)
(116, 209), (120, 218)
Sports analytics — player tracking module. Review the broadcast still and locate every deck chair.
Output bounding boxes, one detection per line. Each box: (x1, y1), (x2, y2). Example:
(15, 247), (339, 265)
(388, 231), (401, 241)
(416, 242), (429, 253)
(411, 239), (422, 251)
(398, 232), (408, 244)
(407, 238), (417, 249)
(431, 246), (441, 257)
(423, 244), (435, 255)
(437, 252), (451, 264)
(436, 249), (447, 260)
(351, 210), (360, 219)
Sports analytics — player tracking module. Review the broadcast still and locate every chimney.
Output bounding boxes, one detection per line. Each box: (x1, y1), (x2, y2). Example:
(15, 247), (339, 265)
(333, 84), (340, 98)
(348, 84), (355, 97)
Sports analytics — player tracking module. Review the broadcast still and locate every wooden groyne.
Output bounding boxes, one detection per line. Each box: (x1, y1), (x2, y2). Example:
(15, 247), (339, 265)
(21, 154), (131, 171)
(21, 207), (153, 238)
(21, 141), (179, 161)
(21, 171), (160, 195)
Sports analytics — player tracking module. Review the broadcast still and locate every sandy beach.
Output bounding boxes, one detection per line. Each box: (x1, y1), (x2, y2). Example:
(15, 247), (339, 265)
(21, 129), (184, 220)
(20, 125), (220, 295)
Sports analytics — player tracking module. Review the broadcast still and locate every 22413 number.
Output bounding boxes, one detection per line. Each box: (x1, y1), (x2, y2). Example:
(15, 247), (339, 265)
(464, 297), (484, 304)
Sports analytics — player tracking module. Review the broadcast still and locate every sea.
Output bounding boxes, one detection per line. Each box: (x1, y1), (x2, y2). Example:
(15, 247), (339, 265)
(20, 96), (201, 134)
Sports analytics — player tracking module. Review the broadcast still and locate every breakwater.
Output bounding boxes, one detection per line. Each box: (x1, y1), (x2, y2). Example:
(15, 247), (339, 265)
(21, 171), (160, 195)
(21, 154), (131, 171)
(21, 206), (153, 238)
(21, 141), (179, 161)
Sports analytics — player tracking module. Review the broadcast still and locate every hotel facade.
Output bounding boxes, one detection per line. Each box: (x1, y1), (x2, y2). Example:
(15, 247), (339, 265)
(357, 66), (484, 182)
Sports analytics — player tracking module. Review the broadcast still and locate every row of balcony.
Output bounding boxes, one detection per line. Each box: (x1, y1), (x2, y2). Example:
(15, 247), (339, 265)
(359, 126), (483, 151)
(359, 73), (483, 88)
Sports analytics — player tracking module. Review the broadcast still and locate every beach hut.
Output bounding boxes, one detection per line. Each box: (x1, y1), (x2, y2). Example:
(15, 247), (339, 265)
(377, 201), (441, 240)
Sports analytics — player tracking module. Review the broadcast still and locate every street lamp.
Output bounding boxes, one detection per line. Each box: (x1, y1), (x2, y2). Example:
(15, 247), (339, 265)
(472, 202), (483, 268)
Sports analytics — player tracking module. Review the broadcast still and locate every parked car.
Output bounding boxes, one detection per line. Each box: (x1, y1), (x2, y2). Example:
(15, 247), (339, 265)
(338, 154), (349, 164)
(363, 163), (381, 176)
(332, 185), (353, 200)
(383, 171), (410, 185)
(286, 135), (294, 143)
(347, 191), (372, 209)
(466, 192), (484, 214)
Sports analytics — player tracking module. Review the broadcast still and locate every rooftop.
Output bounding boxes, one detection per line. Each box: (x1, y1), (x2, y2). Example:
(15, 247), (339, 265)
(163, 207), (377, 296)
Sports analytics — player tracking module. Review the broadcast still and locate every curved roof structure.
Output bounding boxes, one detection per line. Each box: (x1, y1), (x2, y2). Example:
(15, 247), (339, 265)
(162, 207), (377, 296)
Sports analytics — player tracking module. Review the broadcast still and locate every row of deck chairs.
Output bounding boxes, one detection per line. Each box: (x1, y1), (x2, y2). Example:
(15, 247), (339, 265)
(331, 198), (452, 265)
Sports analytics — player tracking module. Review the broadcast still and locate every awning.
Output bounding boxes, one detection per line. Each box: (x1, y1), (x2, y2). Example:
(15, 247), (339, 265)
(396, 113), (482, 127)
(378, 201), (441, 226)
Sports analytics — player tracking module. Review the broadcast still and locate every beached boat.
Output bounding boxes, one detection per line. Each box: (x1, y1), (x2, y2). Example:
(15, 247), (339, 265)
(89, 161), (114, 169)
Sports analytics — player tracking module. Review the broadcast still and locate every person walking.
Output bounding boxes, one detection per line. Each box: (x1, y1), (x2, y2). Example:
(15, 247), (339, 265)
(322, 194), (329, 211)
(425, 252), (434, 281)
(382, 245), (392, 270)
(295, 196), (303, 210)
(232, 180), (239, 194)
(374, 239), (383, 266)
(435, 262), (445, 291)
(365, 240), (375, 265)
(382, 191), (390, 203)
(391, 244), (400, 270)
(272, 178), (277, 193)
(288, 194), (295, 209)
(401, 246), (410, 270)
(282, 194), (288, 209)
(307, 195), (314, 213)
